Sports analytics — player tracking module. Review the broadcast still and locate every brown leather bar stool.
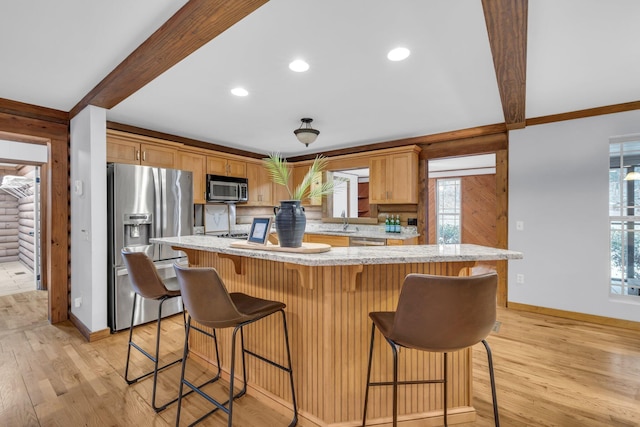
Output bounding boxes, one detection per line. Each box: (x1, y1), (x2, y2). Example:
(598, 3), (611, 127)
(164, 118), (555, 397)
(121, 250), (221, 412)
(173, 264), (298, 427)
(362, 272), (500, 427)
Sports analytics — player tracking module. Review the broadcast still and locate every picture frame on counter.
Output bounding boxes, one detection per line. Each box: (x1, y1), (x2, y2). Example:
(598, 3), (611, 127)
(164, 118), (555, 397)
(247, 217), (272, 245)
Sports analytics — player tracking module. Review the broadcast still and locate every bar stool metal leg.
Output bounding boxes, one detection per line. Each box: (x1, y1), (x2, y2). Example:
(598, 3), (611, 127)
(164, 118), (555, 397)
(390, 339), (399, 427)
(362, 323), (376, 426)
(175, 316), (225, 427)
(482, 339), (500, 427)
(280, 310), (299, 427)
(443, 352), (448, 426)
(124, 293), (184, 412)
(176, 309), (298, 427)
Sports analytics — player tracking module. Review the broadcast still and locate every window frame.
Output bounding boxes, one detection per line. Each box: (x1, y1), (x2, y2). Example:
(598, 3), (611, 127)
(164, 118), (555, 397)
(609, 135), (640, 297)
(435, 177), (462, 244)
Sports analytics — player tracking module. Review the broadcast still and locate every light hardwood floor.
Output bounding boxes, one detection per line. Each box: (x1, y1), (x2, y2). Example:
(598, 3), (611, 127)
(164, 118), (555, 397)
(1, 290), (639, 426)
(0, 261), (35, 297)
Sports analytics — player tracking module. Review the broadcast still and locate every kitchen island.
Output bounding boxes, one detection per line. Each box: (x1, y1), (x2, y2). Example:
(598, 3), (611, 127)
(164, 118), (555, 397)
(152, 235), (522, 426)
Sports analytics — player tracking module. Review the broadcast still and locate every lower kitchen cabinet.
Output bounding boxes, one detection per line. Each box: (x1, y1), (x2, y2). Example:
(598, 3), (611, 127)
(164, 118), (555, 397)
(303, 234), (350, 247)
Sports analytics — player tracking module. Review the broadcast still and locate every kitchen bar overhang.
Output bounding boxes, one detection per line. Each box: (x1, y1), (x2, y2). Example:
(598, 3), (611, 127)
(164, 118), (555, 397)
(152, 235), (522, 426)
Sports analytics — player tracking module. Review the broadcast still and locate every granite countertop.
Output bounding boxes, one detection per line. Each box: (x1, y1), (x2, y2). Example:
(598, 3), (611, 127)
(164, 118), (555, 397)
(227, 223), (419, 241)
(152, 235), (523, 266)
(303, 228), (418, 240)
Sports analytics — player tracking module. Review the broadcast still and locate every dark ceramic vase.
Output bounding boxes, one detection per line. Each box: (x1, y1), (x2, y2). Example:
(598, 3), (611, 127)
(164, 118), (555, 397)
(274, 200), (306, 248)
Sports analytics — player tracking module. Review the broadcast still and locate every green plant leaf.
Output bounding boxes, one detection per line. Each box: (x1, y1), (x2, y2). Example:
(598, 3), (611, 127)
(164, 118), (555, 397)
(264, 152), (293, 199)
(264, 152), (337, 202)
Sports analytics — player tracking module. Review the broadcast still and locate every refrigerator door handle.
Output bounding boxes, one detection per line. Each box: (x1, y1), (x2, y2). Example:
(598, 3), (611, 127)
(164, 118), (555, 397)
(117, 261), (177, 276)
(152, 168), (162, 261)
(154, 261), (178, 271)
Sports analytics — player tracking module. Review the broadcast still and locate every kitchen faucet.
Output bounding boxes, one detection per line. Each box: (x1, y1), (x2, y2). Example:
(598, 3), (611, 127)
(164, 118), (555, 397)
(341, 210), (349, 231)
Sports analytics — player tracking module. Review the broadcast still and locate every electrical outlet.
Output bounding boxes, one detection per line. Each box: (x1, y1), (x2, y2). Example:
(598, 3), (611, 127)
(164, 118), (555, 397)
(74, 297), (82, 308)
(516, 274), (525, 284)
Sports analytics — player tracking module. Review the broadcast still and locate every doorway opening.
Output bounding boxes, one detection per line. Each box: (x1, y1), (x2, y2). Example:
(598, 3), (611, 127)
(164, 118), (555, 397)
(0, 163), (42, 296)
(427, 154), (497, 246)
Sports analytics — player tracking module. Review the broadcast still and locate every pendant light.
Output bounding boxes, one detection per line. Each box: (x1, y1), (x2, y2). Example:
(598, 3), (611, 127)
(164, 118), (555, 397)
(294, 118), (320, 147)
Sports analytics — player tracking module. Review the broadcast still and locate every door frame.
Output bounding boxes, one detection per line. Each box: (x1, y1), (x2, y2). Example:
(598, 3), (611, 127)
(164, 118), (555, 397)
(0, 114), (70, 324)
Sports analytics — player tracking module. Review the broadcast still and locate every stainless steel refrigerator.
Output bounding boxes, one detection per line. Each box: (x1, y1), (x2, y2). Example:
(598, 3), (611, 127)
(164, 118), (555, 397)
(107, 163), (193, 332)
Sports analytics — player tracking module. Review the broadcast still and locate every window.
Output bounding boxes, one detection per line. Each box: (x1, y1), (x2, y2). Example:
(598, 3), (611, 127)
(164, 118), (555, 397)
(609, 137), (640, 297)
(436, 178), (461, 244)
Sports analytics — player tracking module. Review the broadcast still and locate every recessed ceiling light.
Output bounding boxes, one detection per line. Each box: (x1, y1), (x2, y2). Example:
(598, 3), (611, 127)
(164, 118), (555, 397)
(231, 87), (249, 97)
(387, 47), (410, 61)
(289, 59), (310, 72)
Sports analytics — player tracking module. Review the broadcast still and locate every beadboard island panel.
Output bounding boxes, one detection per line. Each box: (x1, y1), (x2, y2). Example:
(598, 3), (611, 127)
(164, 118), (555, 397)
(152, 236), (522, 426)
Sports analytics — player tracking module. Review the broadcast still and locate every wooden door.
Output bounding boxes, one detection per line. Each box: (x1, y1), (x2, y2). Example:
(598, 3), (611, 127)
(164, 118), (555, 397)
(246, 162), (273, 206)
(178, 151), (206, 204)
(140, 143), (176, 168)
(388, 153), (418, 203)
(227, 159), (246, 177)
(106, 139), (139, 165)
(369, 155), (389, 203)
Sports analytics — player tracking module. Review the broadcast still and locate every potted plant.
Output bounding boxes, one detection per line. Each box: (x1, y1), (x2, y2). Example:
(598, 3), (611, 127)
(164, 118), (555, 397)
(264, 153), (339, 247)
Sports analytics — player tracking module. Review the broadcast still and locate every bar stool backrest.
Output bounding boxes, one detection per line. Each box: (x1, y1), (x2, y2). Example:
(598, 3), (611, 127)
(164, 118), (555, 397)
(121, 249), (171, 300)
(173, 264), (249, 328)
(388, 272), (498, 352)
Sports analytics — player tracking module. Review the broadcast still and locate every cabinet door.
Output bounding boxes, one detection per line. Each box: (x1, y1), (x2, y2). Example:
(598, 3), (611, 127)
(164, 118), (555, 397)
(206, 156), (228, 175)
(107, 139), (140, 165)
(304, 234), (350, 247)
(368, 155), (389, 203)
(178, 151), (206, 204)
(369, 153), (418, 204)
(246, 162), (273, 206)
(227, 159), (246, 177)
(207, 156), (246, 177)
(140, 144), (176, 168)
(292, 166), (322, 206)
(388, 153), (418, 203)
(272, 166), (292, 202)
(387, 237), (418, 246)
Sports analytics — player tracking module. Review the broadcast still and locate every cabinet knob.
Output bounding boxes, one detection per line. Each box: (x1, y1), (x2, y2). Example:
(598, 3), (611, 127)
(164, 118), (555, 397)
(142, 151), (146, 162)
(136, 150), (140, 161)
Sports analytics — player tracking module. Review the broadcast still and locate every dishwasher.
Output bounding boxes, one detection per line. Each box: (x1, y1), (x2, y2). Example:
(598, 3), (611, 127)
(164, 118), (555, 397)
(349, 236), (386, 246)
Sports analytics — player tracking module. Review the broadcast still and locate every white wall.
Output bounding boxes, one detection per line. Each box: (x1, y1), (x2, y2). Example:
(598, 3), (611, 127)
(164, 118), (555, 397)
(509, 109), (640, 322)
(70, 106), (107, 331)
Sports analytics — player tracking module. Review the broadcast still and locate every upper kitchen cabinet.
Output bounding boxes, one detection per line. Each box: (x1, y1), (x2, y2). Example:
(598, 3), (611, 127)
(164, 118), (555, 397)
(293, 164), (322, 206)
(206, 155), (246, 178)
(107, 130), (178, 168)
(246, 161), (273, 206)
(369, 145), (421, 204)
(177, 150), (207, 204)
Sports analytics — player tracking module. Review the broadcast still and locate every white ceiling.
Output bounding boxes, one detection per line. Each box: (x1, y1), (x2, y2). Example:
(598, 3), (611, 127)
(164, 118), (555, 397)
(2, 0), (640, 158)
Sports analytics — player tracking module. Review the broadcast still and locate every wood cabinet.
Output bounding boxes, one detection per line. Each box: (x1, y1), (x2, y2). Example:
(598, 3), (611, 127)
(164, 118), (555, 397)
(303, 233), (350, 247)
(246, 161), (273, 206)
(107, 136), (177, 168)
(387, 236), (419, 245)
(369, 146), (420, 204)
(207, 156), (246, 177)
(304, 233), (417, 246)
(178, 151), (206, 204)
(292, 165), (322, 206)
(272, 166), (292, 203)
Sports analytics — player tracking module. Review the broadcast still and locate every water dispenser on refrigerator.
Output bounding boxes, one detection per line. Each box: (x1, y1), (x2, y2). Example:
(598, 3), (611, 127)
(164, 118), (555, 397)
(123, 213), (152, 247)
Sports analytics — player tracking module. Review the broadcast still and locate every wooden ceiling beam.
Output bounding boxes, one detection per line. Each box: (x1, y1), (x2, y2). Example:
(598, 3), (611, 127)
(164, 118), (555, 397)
(70, 0), (268, 118)
(526, 100), (640, 126)
(482, 0), (528, 130)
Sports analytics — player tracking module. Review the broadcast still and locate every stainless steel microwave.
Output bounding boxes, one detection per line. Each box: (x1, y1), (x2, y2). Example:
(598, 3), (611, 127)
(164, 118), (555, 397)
(206, 174), (248, 202)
